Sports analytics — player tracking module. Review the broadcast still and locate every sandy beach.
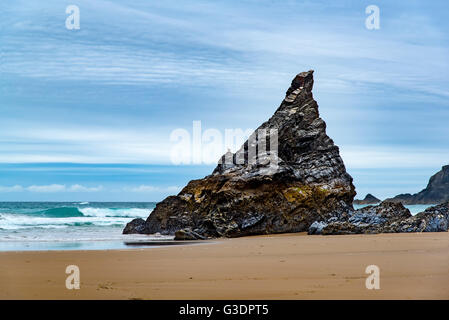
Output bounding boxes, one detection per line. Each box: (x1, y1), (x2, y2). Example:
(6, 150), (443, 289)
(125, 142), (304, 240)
(0, 232), (448, 300)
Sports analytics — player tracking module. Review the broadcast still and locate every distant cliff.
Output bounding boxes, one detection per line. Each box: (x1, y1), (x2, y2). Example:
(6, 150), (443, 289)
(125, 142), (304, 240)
(386, 165), (449, 205)
(353, 194), (381, 205)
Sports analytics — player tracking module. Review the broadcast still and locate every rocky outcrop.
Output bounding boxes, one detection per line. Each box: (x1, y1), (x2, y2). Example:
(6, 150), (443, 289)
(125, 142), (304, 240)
(386, 165), (449, 204)
(309, 201), (411, 235)
(308, 201), (449, 235)
(384, 202), (449, 233)
(122, 218), (147, 234)
(353, 194), (381, 205)
(123, 70), (356, 239)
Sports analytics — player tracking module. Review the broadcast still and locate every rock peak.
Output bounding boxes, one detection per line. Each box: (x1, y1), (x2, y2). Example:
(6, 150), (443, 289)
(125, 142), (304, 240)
(354, 193), (381, 205)
(284, 70), (314, 103)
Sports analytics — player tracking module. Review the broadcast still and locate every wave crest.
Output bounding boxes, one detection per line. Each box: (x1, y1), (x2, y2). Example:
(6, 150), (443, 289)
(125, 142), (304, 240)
(35, 207), (84, 217)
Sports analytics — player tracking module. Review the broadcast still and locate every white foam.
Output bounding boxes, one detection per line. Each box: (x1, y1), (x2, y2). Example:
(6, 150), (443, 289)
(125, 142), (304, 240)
(0, 205), (159, 248)
(78, 207), (151, 218)
(0, 214), (142, 230)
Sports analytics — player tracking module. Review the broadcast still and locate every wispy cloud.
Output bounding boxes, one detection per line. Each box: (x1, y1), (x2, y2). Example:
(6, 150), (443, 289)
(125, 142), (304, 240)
(0, 183), (183, 194)
(0, 184), (103, 193)
(26, 184), (67, 193)
(1, 0), (449, 201)
(340, 146), (449, 169)
(123, 185), (181, 193)
(2, 0), (448, 97)
(0, 126), (171, 164)
(67, 184), (104, 192)
(0, 185), (25, 192)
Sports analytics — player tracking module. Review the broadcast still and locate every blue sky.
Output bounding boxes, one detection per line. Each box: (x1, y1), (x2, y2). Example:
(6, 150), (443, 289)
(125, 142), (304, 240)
(1, 0), (448, 201)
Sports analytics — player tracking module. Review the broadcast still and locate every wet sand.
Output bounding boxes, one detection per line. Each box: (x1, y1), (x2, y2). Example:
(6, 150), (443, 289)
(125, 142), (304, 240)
(1, 232), (448, 299)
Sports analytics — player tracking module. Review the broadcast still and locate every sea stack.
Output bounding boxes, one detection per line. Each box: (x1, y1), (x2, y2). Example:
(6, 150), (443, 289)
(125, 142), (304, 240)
(123, 70), (356, 239)
(353, 194), (381, 205)
(386, 165), (449, 204)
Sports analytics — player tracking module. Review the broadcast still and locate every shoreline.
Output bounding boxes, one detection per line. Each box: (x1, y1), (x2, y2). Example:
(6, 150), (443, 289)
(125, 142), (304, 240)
(1, 232), (448, 299)
(0, 239), (209, 253)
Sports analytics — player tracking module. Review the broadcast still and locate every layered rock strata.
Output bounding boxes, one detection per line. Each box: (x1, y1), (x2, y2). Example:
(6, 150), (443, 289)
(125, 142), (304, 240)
(308, 201), (449, 235)
(124, 70), (356, 239)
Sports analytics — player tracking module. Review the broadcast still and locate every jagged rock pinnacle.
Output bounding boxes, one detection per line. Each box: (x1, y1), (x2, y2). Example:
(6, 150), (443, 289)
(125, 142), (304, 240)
(124, 71), (356, 239)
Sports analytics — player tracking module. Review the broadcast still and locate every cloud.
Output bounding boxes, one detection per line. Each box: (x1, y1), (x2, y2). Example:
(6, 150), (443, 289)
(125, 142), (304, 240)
(27, 184), (67, 193)
(0, 184), (104, 193)
(0, 185), (24, 192)
(340, 146), (449, 169)
(0, 126), (172, 164)
(2, 0), (448, 98)
(0, 183), (180, 194)
(68, 184), (104, 192)
(124, 185), (181, 193)
(1, 0), (448, 177)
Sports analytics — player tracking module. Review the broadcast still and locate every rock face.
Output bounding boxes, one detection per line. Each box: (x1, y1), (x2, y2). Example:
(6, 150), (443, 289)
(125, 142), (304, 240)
(308, 201), (449, 235)
(309, 201), (411, 235)
(386, 165), (449, 204)
(123, 70), (356, 239)
(385, 202), (449, 233)
(122, 218), (146, 234)
(353, 193), (381, 205)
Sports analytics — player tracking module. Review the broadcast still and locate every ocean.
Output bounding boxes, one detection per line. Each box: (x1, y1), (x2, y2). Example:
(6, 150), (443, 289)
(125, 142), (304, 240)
(0, 202), (435, 251)
(0, 202), (173, 251)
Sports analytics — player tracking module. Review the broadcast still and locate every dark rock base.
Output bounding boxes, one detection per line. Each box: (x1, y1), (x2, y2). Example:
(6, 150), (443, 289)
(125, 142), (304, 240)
(308, 201), (449, 235)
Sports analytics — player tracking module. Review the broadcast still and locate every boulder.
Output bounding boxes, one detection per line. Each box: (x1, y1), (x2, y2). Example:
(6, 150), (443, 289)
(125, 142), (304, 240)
(122, 218), (147, 234)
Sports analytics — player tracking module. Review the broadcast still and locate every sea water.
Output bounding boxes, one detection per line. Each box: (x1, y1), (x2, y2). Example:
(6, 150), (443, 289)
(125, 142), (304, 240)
(0, 202), (173, 251)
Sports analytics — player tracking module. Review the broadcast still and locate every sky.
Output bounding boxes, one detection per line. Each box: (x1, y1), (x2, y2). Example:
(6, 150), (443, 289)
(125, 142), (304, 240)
(1, 0), (448, 201)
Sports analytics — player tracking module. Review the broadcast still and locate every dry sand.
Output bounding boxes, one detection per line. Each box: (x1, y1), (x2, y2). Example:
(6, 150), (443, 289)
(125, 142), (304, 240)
(0, 232), (448, 299)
